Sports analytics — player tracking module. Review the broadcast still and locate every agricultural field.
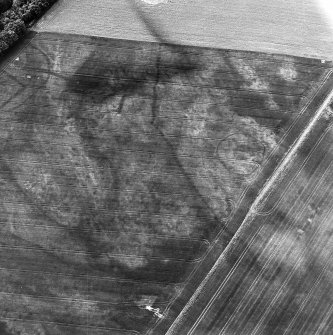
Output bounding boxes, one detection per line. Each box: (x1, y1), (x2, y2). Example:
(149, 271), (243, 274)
(34, 0), (333, 60)
(162, 108), (333, 335)
(0, 32), (332, 334)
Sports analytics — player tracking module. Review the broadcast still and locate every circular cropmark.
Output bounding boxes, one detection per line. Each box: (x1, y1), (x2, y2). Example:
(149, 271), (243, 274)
(216, 132), (266, 176)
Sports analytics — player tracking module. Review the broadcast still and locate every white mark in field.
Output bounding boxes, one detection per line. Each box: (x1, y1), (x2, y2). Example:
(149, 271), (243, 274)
(140, 0), (168, 5)
(145, 305), (164, 318)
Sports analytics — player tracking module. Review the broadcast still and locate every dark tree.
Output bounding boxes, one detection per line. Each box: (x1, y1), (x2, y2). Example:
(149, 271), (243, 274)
(0, 0), (13, 13)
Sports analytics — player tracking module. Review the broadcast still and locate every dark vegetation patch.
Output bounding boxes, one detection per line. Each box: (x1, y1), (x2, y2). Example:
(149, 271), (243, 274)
(0, 0), (57, 54)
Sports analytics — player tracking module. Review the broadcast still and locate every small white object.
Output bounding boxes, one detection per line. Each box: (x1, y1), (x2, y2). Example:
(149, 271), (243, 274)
(141, 0), (168, 5)
(297, 228), (304, 235)
(26, 75), (32, 79)
(144, 305), (164, 318)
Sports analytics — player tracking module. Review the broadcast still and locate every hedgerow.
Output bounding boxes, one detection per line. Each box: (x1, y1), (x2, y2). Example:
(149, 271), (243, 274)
(0, 0), (58, 54)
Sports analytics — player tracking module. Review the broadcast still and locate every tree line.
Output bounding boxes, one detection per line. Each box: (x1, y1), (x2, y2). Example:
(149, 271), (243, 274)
(0, 0), (58, 54)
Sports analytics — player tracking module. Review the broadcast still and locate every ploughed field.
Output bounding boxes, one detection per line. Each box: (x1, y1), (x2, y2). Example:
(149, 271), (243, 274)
(161, 107), (333, 335)
(0, 32), (331, 334)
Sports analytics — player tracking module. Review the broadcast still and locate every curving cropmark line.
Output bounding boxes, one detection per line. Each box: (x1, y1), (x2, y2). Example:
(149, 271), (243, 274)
(215, 132), (266, 178)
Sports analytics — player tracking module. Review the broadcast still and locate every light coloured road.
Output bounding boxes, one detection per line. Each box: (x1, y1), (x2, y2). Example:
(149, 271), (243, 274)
(34, 0), (333, 60)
